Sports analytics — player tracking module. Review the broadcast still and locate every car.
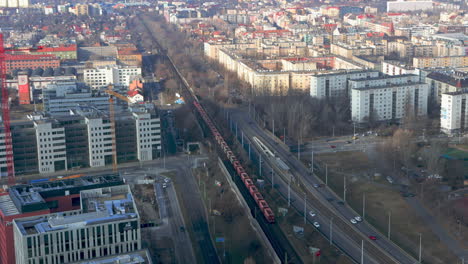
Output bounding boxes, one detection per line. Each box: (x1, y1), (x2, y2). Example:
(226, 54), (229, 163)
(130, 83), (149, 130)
(313, 222), (320, 228)
(162, 183), (167, 188)
(313, 184), (320, 188)
(369, 235), (377, 240)
(180, 226), (185, 232)
(164, 178), (170, 183)
(354, 216), (362, 222)
(309, 211), (316, 217)
(330, 145), (337, 148)
(337, 201), (345, 205)
(346, 141), (352, 144)
(326, 197), (335, 202)
(350, 219), (358, 224)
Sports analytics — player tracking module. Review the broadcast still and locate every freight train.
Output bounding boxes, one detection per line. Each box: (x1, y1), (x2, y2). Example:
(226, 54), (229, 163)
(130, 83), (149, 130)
(193, 101), (275, 223)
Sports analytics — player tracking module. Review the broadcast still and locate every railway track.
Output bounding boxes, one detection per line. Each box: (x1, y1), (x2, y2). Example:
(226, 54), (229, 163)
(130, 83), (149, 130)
(136, 14), (417, 264)
(137, 15), (304, 263)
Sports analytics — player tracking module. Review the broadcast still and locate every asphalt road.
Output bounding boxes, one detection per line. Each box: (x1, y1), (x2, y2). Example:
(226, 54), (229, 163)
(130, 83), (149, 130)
(230, 108), (418, 264)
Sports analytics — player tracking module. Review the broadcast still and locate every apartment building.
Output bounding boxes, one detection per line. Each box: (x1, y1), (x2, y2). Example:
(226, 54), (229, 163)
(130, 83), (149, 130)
(426, 71), (468, 103)
(83, 66), (142, 89)
(413, 56), (468, 68)
(310, 70), (380, 98)
(35, 120), (67, 173)
(330, 43), (374, 59)
(0, 174), (124, 264)
(0, 0), (29, 8)
(5, 54), (60, 74)
(440, 91), (468, 134)
(387, 0), (433, 12)
(13, 185), (141, 264)
(382, 61), (420, 76)
(351, 75), (429, 122)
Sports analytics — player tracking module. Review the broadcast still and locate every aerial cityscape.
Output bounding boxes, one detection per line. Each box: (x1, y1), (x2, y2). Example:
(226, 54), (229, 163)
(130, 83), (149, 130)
(0, 0), (466, 263)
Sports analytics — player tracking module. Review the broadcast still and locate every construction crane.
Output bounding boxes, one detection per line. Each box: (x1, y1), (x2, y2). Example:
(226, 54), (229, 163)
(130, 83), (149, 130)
(104, 86), (131, 172)
(0, 37), (63, 185)
(0, 34), (14, 185)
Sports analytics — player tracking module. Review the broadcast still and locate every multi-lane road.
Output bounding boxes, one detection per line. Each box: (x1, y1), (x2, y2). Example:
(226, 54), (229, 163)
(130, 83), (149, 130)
(229, 108), (418, 264)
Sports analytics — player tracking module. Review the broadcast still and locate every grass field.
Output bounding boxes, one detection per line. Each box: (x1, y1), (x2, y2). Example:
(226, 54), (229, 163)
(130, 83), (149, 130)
(315, 152), (459, 264)
(444, 147), (468, 160)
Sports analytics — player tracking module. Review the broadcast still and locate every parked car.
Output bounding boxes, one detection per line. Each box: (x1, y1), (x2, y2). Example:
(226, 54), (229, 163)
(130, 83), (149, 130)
(313, 222), (320, 228)
(369, 235), (377, 240)
(309, 211), (316, 217)
(350, 219), (358, 224)
(354, 216), (362, 222)
(330, 145), (337, 148)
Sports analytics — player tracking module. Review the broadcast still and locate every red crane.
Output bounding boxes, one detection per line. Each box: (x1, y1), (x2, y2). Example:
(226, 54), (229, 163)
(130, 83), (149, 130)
(0, 34), (15, 185)
(0, 35), (40, 185)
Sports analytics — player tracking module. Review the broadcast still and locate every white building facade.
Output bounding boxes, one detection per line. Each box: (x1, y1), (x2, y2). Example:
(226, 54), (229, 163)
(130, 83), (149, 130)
(440, 91), (468, 134)
(351, 75), (429, 122)
(387, 0), (433, 12)
(134, 112), (161, 161)
(310, 70), (380, 98)
(85, 117), (113, 167)
(83, 66), (142, 89)
(35, 121), (67, 173)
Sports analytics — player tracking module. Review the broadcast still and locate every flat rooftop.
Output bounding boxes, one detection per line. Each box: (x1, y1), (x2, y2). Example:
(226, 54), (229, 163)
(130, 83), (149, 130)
(15, 185), (137, 235)
(71, 249), (152, 264)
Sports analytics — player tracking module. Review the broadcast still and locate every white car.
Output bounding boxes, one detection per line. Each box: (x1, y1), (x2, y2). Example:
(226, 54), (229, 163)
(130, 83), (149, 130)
(164, 178), (170, 183)
(354, 216), (362, 222)
(162, 183), (167, 188)
(313, 222), (320, 228)
(309, 211), (316, 217)
(350, 219), (358, 224)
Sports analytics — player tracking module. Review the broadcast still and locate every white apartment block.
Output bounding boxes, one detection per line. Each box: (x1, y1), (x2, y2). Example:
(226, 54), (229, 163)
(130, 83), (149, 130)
(35, 121), (67, 174)
(382, 61), (420, 77)
(440, 91), (468, 134)
(13, 185), (141, 264)
(310, 70), (380, 98)
(83, 66), (142, 89)
(85, 117), (113, 167)
(387, 0), (433, 12)
(134, 112), (161, 161)
(351, 75), (429, 122)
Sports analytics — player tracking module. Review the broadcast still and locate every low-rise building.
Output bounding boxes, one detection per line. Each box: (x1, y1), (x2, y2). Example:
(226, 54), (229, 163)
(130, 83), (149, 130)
(440, 91), (468, 134)
(5, 54), (60, 74)
(351, 75), (429, 122)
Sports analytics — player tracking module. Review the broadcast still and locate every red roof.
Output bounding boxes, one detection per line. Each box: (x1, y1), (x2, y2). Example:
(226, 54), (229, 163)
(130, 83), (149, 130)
(36, 45), (77, 53)
(127, 90), (141, 97)
(387, 13), (403, 16)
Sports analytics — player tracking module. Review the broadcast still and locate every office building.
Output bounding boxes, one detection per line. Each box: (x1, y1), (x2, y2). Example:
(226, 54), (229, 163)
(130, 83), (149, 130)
(310, 70), (380, 98)
(351, 75), (429, 122)
(83, 66), (142, 90)
(35, 120), (67, 173)
(85, 116), (113, 168)
(13, 184), (141, 264)
(440, 91), (468, 134)
(42, 81), (112, 116)
(0, 174), (124, 264)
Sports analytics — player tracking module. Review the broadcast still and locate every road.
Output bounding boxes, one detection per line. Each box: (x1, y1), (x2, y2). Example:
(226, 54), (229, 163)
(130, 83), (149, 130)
(229, 108), (418, 264)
